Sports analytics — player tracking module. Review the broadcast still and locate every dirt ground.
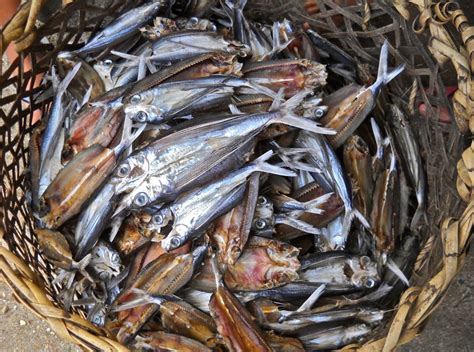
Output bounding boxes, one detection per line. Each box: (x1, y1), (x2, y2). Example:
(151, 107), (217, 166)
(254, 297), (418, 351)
(0, 1), (473, 351)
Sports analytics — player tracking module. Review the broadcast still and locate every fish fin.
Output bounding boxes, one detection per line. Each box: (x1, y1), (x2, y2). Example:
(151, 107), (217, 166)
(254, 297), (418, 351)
(252, 150), (297, 177)
(342, 207), (370, 240)
(113, 121), (146, 155)
(371, 40), (405, 94)
(301, 193), (333, 214)
(112, 288), (177, 312)
(295, 284), (326, 313)
(75, 253), (91, 271)
(80, 85), (94, 108)
(275, 214), (322, 234)
(272, 111), (336, 135)
(58, 62), (82, 93)
(225, 0), (248, 10)
(229, 104), (245, 115)
(108, 215), (125, 242)
(137, 53), (147, 81)
(353, 208), (371, 229)
(409, 204), (426, 231)
(387, 258), (410, 286)
(175, 134), (259, 190)
(277, 193), (332, 214)
(269, 88), (286, 111)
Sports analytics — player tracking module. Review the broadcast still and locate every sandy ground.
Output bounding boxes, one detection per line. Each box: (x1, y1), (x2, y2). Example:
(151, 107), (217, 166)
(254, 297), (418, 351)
(0, 1), (473, 351)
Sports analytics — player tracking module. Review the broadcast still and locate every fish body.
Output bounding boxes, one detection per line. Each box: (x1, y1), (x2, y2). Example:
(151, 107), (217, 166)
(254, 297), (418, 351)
(76, 2), (165, 54)
(320, 40), (404, 148)
(389, 105), (426, 231)
(299, 252), (380, 293)
(160, 151), (295, 251)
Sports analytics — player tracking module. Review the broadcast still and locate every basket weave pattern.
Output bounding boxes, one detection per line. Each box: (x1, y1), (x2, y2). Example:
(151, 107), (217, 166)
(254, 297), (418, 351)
(0, 0), (473, 350)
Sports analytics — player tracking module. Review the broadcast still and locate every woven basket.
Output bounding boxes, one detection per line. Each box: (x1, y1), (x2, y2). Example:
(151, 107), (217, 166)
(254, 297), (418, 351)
(0, 0), (472, 350)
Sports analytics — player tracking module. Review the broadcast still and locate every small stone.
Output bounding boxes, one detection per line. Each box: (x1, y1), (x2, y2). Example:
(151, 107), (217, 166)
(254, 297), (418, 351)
(0, 306), (8, 314)
(19, 320), (26, 326)
(13, 305), (17, 310)
(46, 327), (51, 332)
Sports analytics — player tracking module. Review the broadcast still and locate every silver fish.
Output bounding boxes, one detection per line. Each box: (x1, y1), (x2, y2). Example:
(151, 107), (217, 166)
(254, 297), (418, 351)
(299, 252), (380, 293)
(159, 151), (296, 251)
(265, 306), (385, 333)
(88, 241), (123, 281)
(298, 323), (371, 350)
(150, 31), (250, 62)
(75, 2), (165, 54)
(389, 105), (426, 231)
(111, 96), (334, 212)
(39, 63), (81, 196)
(296, 131), (369, 243)
(124, 75), (252, 124)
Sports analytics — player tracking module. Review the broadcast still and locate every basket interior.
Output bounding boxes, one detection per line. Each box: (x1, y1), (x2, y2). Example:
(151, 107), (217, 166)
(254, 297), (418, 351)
(0, 0), (468, 331)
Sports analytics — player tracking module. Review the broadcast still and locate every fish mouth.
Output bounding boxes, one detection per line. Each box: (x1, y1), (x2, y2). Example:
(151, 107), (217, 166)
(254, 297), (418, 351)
(112, 193), (134, 218)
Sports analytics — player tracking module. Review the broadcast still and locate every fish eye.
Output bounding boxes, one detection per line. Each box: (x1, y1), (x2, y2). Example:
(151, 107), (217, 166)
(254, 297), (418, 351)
(111, 253), (120, 264)
(315, 107), (326, 118)
(363, 277), (376, 289)
(170, 237), (181, 249)
(359, 256), (371, 267)
(210, 24), (217, 32)
(117, 163), (130, 177)
(254, 218), (267, 230)
(257, 196), (268, 206)
(238, 50), (248, 58)
(255, 22), (262, 29)
(130, 94), (142, 104)
(190, 17), (199, 25)
(104, 59), (113, 66)
(134, 192), (149, 207)
(153, 213), (164, 225)
(134, 111), (148, 123)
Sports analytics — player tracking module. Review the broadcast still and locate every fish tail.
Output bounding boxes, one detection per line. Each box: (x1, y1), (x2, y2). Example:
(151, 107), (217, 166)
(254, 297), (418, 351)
(225, 0), (248, 11)
(409, 203), (426, 231)
(387, 258), (410, 286)
(303, 192), (333, 214)
(58, 62), (82, 95)
(372, 40), (405, 94)
(275, 214), (322, 234)
(114, 117), (146, 155)
(342, 207), (370, 238)
(253, 150), (297, 177)
(272, 111), (336, 135)
(111, 288), (172, 312)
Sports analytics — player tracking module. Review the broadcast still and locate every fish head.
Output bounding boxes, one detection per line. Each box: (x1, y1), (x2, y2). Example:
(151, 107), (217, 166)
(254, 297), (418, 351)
(124, 100), (163, 124)
(344, 324), (371, 344)
(36, 228), (73, 269)
(111, 152), (149, 195)
(117, 178), (164, 215)
(224, 237), (300, 291)
(56, 51), (80, 72)
(140, 17), (178, 40)
(161, 223), (189, 252)
(136, 207), (172, 233)
(39, 196), (65, 230)
(349, 255), (380, 290)
(116, 218), (149, 255)
(89, 241), (123, 281)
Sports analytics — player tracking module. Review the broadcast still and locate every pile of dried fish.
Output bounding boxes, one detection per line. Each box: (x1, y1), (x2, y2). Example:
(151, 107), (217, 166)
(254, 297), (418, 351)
(29, 1), (426, 350)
